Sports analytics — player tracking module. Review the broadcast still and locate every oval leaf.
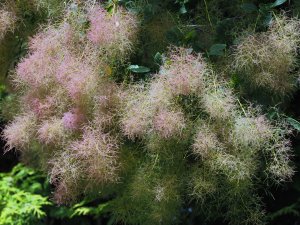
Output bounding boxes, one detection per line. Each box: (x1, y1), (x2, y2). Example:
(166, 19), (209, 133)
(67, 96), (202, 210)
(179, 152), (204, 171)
(287, 117), (300, 132)
(241, 3), (258, 13)
(209, 44), (227, 56)
(128, 65), (151, 73)
(271, 0), (287, 8)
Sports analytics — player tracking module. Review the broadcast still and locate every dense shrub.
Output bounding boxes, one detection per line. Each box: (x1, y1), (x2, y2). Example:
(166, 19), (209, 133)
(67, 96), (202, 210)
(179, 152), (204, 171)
(1, 1), (298, 225)
(3, 1), (138, 203)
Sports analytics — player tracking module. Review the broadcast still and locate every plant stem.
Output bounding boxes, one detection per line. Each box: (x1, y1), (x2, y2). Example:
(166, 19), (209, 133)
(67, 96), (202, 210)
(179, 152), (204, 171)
(204, 0), (213, 29)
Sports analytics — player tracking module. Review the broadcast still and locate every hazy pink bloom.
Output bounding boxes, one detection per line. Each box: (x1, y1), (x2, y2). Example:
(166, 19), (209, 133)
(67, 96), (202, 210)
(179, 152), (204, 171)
(16, 51), (56, 87)
(87, 7), (114, 45)
(232, 115), (273, 147)
(162, 48), (207, 96)
(121, 113), (148, 139)
(71, 128), (119, 184)
(2, 114), (36, 152)
(27, 97), (56, 118)
(38, 118), (65, 144)
(121, 88), (154, 139)
(202, 88), (236, 120)
(96, 95), (109, 106)
(49, 151), (82, 204)
(87, 5), (137, 56)
(29, 24), (72, 53)
(56, 54), (96, 99)
(167, 72), (191, 95)
(62, 108), (85, 130)
(15, 25), (75, 88)
(153, 109), (185, 138)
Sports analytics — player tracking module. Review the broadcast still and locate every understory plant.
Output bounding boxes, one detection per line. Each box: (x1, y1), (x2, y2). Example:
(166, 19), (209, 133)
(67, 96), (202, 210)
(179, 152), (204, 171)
(1, 1), (296, 225)
(0, 163), (111, 225)
(0, 164), (51, 225)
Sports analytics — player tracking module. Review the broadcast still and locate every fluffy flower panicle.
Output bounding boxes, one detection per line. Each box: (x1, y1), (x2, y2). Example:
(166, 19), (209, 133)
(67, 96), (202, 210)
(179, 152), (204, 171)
(153, 109), (185, 139)
(161, 48), (208, 96)
(2, 114), (36, 152)
(62, 108), (85, 130)
(87, 5), (138, 57)
(0, 8), (16, 39)
(37, 118), (67, 145)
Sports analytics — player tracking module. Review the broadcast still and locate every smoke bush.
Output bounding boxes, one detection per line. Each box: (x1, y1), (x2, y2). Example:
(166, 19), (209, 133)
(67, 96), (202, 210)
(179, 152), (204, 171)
(1, 3), (295, 225)
(37, 118), (66, 145)
(232, 15), (300, 96)
(118, 48), (293, 224)
(87, 5), (138, 60)
(3, 2), (138, 203)
(3, 113), (36, 152)
(0, 8), (17, 40)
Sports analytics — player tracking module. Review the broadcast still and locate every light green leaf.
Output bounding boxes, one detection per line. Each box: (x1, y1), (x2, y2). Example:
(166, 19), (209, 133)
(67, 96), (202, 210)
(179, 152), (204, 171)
(128, 65), (150, 73)
(287, 117), (300, 131)
(271, 0), (287, 7)
(179, 4), (187, 14)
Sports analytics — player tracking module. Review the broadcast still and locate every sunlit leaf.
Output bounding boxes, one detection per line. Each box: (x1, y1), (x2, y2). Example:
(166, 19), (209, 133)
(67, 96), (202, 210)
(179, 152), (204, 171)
(287, 117), (300, 131)
(271, 0), (287, 8)
(128, 65), (150, 73)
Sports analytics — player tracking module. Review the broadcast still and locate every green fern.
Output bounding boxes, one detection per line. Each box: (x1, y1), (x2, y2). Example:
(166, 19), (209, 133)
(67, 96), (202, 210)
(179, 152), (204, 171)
(0, 164), (51, 225)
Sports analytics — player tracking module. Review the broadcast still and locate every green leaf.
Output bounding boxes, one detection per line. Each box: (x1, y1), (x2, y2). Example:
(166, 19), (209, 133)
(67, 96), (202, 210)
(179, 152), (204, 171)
(71, 207), (92, 217)
(208, 44), (227, 56)
(270, 0), (287, 8)
(241, 3), (257, 13)
(154, 52), (163, 65)
(128, 65), (150, 73)
(286, 117), (300, 131)
(263, 12), (273, 27)
(179, 4), (187, 14)
(184, 29), (197, 41)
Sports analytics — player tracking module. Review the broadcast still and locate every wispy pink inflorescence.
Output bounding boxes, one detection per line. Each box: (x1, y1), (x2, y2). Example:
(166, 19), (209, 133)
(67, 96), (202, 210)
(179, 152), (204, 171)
(49, 151), (82, 204)
(87, 7), (114, 45)
(87, 5), (137, 56)
(2, 2), (139, 204)
(153, 109), (185, 138)
(16, 51), (57, 88)
(2, 114), (36, 152)
(122, 111), (150, 139)
(28, 96), (56, 118)
(162, 48), (208, 96)
(232, 115), (273, 148)
(56, 54), (97, 99)
(70, 127), (119, 185)
(62, 108), (85, 130)
(193, 125), (220, 158)
(28, 23), (72, 53)
(38, 118), (66, 144)
(15, 24), (76, 88)
(202, 87), (236, 120)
